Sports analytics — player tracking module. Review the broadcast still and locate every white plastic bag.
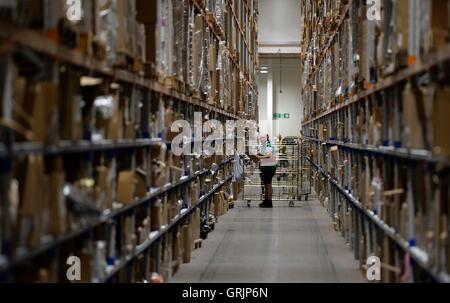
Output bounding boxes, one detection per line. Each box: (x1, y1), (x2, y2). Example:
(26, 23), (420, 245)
(233, 153), (244, 181)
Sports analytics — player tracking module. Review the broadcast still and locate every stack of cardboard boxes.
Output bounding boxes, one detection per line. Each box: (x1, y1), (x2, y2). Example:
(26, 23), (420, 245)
(301, 0), (450, 282)
(0, 0), (257, 283)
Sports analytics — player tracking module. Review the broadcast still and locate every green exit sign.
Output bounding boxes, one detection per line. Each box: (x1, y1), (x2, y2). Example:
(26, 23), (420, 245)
(273, 113), (290, 119)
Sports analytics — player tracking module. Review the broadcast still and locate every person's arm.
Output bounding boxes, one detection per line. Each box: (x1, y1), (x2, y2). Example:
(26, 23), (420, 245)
(256, 153), (270, 159)
(256, 149), (272, 159)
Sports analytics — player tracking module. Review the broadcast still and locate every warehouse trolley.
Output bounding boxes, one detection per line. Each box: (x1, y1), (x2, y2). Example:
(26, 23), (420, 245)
(243, 137), (307, 207)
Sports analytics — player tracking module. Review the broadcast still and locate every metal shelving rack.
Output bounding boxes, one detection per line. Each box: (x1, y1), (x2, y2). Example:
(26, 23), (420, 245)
(0, 0), (259, 283)
(300, 0), (450, 283)
(308, 158), (450, 284)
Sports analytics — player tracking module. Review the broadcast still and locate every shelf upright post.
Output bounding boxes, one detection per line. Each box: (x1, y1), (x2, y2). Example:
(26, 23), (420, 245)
(407, 164), (417, 247)
(344, 196), (349, 244)
(382, 90), (389, 146)
(363, 211), (371, 267)
(0, 55), (14, 267)
(363, 155), (369, 208)
(354, 207), (360, 261)
(347, 105), (352, 144)
(373, 220), (379, 261)
(424, 163), (435, 266)
(327, 144), (334, 218)
(141, 90), (151, 139)
(367, 215), (374, 260)
(363, 97), (368, 145)
(0, 158), (12, 276)
(128, 257), (136, 283)
(393, 86), (402, 148)
(167, 232), (173, 282)
(346, 149), (351, 193)
(156, 237), (162, 276)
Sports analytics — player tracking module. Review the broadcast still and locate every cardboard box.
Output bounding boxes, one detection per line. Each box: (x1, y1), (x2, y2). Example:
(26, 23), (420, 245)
(220, 191), (229, 215)
(432, 87), (450, 155)
(116, 0), (130, 55)
(192, 209), (201, 242)
(190, 179), (200, 206)
(96, 165), (113, 210)
(60, 71), (82, 141)
(151, 199), (162, 231)
(117, 171), (135, 204)
(49, 159), (67, 237)
(318, 124), (326, 142)
(17, 155), (46, 249)
(232, 181), (240, 201)
(161, 195), (169, 226)
(172, 230), (181, 275)
(17, 81), (58, 143)
(213, 193), (222, 218)
(426, 1), (449, 53)
(107, 94), (124, 140)
(135, 169), (148, 199)
(144, 24), (157, 68)
(182, 224), (192, 263)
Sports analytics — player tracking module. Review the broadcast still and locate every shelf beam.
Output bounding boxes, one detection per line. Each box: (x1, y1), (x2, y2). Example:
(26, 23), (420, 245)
(303, 137), (450, 165)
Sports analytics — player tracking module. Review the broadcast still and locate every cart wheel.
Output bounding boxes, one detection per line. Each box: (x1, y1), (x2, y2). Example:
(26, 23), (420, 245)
(247, 201), (251, 207)
(289, 201), (294, 207)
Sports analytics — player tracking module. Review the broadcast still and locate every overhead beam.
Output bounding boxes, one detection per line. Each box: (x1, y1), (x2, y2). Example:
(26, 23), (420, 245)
(259, 43), (301, 55)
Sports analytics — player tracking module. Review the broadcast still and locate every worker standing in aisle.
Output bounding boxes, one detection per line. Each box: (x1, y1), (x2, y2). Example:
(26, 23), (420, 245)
(256, 134), (277, 208)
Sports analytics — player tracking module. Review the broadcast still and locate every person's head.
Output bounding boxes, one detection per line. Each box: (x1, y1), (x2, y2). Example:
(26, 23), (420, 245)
(260, 134), (270, 145)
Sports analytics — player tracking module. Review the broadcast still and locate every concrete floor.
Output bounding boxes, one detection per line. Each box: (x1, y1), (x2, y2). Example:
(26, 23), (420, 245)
(172, 196), (365, 283)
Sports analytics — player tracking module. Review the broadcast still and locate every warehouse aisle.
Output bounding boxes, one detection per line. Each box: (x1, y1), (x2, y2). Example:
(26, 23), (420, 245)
(173, 196), (365, 283)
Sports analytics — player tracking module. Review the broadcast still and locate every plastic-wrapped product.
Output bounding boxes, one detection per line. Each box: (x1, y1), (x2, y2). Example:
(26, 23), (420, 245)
(129, 0), (138, 57)
(96, 0), (117, 67)
(156, 0), (174, 78)
(187, 6), (195, 87)
(201, 27), (211, 95)
(173, 0), (185, 81)
(92, 95), (116, 142)
(215, 0), (225, 30)
(193, 14), (203, 91)
(205, 0), (214, 13)
(217, 42), (227, 108)
(180, 0), (191, 84)
(130, 87), (142, 138)
(136, 23), (146, 67)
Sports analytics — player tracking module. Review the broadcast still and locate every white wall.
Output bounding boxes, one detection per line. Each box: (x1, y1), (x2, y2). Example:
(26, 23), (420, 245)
(258, 73), (270, 136)
(259, 0), (301, 46)
(258, 58), (302, 139)
(272, 58), (302, 138)
(257, 0), (302, 140)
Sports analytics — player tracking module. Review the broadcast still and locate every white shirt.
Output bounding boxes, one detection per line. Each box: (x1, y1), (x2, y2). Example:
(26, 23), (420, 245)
(260, 144), (277, 167)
